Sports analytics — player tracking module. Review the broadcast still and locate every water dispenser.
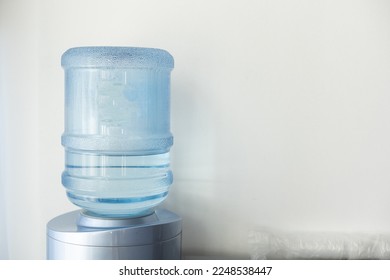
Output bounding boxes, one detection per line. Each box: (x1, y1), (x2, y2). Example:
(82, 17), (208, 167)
(47, 47), (182, 259)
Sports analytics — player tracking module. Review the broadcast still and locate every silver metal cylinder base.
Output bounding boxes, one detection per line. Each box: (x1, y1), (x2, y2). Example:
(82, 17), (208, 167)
(47, 209), (182, 260)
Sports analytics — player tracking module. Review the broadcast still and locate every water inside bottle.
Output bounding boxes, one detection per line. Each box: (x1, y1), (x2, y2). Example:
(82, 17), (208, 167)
(62, 152), (172, 217)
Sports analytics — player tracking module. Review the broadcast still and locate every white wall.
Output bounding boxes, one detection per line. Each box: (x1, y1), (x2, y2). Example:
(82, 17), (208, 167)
(0, 14), (8, 258)
(1, 0), (390, 259)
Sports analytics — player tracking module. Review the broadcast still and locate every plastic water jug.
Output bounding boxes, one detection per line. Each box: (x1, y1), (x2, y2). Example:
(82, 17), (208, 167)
(61, 47), (174, 217)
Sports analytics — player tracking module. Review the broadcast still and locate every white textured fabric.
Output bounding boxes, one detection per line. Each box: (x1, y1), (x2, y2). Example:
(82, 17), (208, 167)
(249, 229), (390, 260)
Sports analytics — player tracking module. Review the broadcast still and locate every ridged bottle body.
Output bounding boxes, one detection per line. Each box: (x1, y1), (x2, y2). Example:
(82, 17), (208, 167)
(61, 47), (174, 217)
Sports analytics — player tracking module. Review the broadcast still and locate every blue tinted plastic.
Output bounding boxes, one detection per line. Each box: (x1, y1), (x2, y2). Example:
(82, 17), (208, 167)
(61, 47), (174, 217)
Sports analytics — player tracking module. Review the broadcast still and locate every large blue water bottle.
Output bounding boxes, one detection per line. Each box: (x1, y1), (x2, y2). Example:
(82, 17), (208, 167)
(61, 47), (174, 217)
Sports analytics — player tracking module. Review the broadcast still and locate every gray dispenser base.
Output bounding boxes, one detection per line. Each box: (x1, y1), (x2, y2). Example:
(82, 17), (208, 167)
(47, 209), (182, 260)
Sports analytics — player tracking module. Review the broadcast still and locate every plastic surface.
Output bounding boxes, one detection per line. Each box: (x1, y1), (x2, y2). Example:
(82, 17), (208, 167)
(249, 229), (390, 260)
(61, 47), (174, 217)
(47, 209), (182, 259)
(47, 209), (182, 246)
(62, 47), (174, 69)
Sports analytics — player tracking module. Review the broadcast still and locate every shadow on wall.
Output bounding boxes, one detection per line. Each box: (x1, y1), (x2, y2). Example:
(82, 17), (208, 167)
(165, 54), (250, 259)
